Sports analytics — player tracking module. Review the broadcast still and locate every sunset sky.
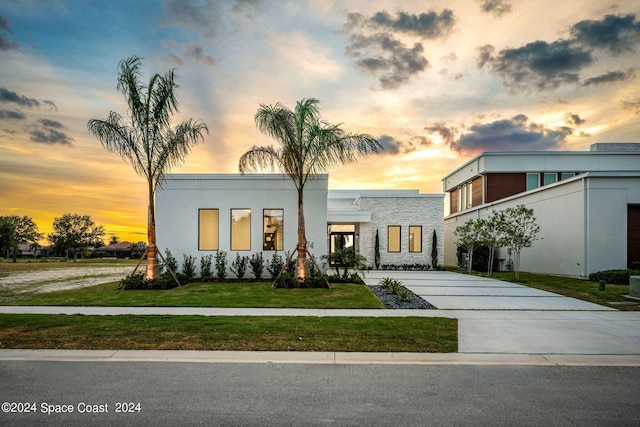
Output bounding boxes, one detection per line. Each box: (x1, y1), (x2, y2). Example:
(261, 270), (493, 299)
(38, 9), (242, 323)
(1, 0), (640, 244)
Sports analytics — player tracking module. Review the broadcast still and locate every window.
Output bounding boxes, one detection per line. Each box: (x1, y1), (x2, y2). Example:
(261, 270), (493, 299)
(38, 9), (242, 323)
(457, 188), (462, 212)
(231, 209), (251, 251)
(526, 173), (540, 191)
(263, 209), (283, 251)
(560, 172), (575, 180)
(388, 226), (401, 252)
(409, 226), (422, 252)
(543, 173), (557, 186)
(467, 181), (473, 208)
(198, 209), (219, 250)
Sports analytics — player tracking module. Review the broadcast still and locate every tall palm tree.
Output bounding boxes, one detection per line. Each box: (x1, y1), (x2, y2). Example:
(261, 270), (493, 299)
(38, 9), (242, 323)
(88, 56), (208, 280)
(239, 98), (381, 279)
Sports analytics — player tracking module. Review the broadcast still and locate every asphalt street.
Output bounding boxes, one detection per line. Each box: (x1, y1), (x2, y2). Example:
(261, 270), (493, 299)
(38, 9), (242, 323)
(1, 361), (639, 426)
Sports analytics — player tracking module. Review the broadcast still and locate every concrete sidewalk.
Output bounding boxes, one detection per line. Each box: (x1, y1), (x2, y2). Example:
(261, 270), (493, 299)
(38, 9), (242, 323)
(1, 271), (639, 364)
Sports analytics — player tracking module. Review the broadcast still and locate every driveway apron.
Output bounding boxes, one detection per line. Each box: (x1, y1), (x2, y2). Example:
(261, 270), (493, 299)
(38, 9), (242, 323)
(363, 270), (640, 355)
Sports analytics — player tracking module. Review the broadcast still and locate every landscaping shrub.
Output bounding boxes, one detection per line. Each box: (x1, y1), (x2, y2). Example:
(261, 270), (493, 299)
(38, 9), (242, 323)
(200, 254), (213, 280)
(163, 248), (179, 274)
(182, 254), (196, 280)
(589, 269), (640, 285)
(273, 271), (330, 289)
(215, 250), (228, 280)
(119, 272), (182, 290)
(230, 252), (249, 279)
(250, 252), (264, 279)
(267, 252), (284, 279)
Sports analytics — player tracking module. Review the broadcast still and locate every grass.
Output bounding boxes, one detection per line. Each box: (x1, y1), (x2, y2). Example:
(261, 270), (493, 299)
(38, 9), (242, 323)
(3, 281), (385, 309)
(464, 271), (637, 311)
(0, 258), (140, 274)
(0, 314), (457, 352)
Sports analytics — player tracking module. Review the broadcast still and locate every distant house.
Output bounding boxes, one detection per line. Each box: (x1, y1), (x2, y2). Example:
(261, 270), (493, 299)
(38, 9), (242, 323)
(155, 174), (444, 276)
(93, 241), (132, 258)
(441, 143), (640, 277)
(16, 243), (49, 258)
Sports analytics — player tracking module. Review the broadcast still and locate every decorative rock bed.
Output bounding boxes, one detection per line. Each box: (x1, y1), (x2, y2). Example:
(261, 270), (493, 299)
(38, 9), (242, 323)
(370, 285), (437, 310)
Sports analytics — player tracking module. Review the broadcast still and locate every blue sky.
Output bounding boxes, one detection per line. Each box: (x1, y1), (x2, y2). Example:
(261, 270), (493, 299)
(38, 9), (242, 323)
(1, 0), (639, 241)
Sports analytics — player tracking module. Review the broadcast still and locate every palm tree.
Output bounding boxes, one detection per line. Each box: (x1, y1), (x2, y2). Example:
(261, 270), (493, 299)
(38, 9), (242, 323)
(88, 56), (208, 281)
(239, 98), (381, 279)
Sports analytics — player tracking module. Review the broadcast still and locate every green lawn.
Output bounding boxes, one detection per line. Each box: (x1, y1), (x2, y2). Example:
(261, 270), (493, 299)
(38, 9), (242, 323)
(4, 281), (385, 309)
(465, 271), (637, 311)
(0, 314), (457, 353)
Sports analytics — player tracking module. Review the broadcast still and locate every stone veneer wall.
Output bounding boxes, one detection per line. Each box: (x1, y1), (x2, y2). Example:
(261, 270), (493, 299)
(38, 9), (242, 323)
(357, 195), (444, 267)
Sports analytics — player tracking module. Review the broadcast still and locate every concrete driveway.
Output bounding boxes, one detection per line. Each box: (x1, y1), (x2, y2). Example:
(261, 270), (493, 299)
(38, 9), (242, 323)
(363, 270), (640, 356)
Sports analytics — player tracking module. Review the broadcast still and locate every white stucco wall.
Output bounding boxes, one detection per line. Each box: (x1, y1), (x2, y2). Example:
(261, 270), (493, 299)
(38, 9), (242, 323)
(156, 174), (328, 276)
(358, 194), (444, 267)
(444, 174), (640, 277)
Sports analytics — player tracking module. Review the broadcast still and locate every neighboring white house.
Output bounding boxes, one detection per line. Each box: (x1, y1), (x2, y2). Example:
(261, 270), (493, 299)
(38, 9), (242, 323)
(156, 174), (444, 275)
(441, 143), (640, 277)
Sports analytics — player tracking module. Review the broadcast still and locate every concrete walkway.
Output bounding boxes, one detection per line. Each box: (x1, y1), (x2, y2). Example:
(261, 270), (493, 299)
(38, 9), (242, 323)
(1, 271), (640, 365)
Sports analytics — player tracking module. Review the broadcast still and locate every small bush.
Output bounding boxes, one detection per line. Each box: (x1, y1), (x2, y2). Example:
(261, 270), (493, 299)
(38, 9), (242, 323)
(589, 269), (640, 285)
(215, 250), (228, 280)
(267, 252), (284, 279)
(119, 272), (182, 290)
(230, 252), (249, 279)
(163, 249), (179, 274)
(181, 254), (197, 281)
(200, 254), (213, 280)
(273, 271), (330, 289)
(250, 252), (264, 279)
(396, 289), (412, 302)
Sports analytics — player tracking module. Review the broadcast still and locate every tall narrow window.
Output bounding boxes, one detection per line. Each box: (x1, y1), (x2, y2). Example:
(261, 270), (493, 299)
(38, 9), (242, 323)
(263, 209), (284, 251)
(388, 226), (401, 252)
(199, 209), (219, 250)
(526, 173), (540, 191)
(467, 181), (473, 208)
(409, 226), (422, 253)
(231, 209), (251, 251)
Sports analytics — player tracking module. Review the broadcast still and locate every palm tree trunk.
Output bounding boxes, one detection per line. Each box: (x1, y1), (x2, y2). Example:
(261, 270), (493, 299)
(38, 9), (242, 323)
(296, 187), (310, 279)
(146, 181), (160, 280)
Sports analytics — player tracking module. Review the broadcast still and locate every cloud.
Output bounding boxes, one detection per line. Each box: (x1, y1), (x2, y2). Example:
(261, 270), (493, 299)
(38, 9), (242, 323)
(368, 10), (455, 38)
(622, 99), (640, 114)
(0, 15), (18, 50)
(564, 112), (586, 126)
(479, 13), (640, 91)
(448, 114), (572, 154)
(183, 43), (218, 67)
(37, 118), (65, 129)
(231, 0), (262, 15)
(28, 118), (72, 145)
(42, 100), (58, 111)
(0, 109), (25, 120)
(344, 9), (454, 89)
(165, 0), (261, 37)
(570, 14), (640, 54)
(582, 68), (635, 86)
(28, 128), (73, 146)
(377, 134), (433, 155)
(0, 87), (42, 108)
(479, 0), (512, 17)
(346, 33), (428, 89)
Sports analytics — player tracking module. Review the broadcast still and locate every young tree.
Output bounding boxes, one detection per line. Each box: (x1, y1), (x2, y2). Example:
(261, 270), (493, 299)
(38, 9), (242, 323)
(374, 229), (381, 270)
(0, 215), (42, 261)
(478, 212), (504, 276)
(497, 205), (541, 281)
(48, 214), (105, 262)
(239, 98), (380, 281)
(454, 219), (483, 273)
(88, 56), (208, 280)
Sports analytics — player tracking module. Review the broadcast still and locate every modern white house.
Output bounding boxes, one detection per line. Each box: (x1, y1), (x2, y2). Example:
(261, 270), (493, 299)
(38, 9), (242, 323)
(441, 143), (640, 277)
(156, 174), (444, 275)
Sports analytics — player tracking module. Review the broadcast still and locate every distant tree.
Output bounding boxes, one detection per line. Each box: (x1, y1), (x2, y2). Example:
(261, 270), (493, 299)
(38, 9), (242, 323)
(454, 219), (484, 273)
(88, 56), (208, 281)
(48, 214), (105, 262)
(130, 241), (147, 259)
(0, 216), (42, 262)
(497, 205), (541, 281)
(109, 235), (120, 245)
(239, 98), (380, 282)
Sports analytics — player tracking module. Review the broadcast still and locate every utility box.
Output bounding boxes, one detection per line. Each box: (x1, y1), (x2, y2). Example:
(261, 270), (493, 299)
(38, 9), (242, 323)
(630, 276), (640, 298)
